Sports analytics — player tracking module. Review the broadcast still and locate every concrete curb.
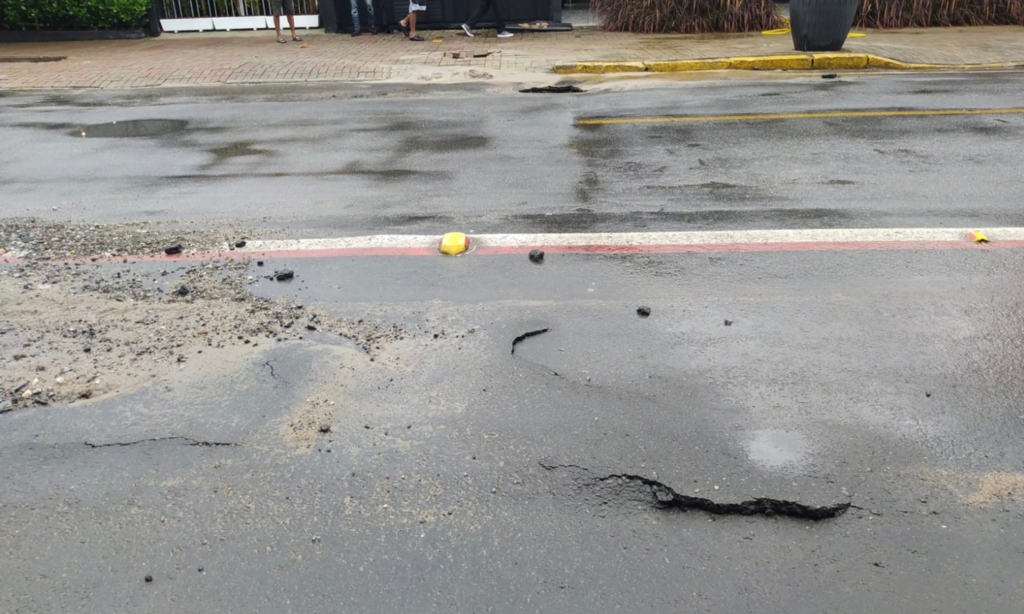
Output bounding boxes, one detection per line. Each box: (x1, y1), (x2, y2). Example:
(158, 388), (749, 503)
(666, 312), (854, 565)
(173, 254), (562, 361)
(553, 54), (1024, 74)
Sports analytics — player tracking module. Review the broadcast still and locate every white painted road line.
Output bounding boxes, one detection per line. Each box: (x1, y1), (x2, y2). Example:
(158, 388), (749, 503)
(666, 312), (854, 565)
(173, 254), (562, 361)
(240, 228), (1024, 253)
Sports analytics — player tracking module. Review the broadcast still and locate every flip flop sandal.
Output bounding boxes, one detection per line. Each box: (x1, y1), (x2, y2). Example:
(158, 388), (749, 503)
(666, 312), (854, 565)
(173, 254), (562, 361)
(400, 22), (410, 37)
(409, 34), (424, 41)
(292, 35), (303, 41)
(277, 37), (287, 43)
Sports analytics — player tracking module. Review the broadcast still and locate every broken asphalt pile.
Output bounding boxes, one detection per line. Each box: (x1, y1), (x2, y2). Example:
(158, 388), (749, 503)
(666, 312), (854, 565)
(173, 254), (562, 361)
(0, 218), (406, 415)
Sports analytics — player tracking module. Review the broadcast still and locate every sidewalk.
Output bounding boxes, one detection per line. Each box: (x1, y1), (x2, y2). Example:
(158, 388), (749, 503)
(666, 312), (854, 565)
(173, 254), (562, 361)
(1, 25), (1023, 90)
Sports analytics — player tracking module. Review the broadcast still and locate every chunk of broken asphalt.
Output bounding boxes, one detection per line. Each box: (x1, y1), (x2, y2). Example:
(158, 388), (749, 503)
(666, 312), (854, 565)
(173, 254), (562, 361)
(637, 306), (651, 318)
(821, 73), (838, 79)
(256, 260), (264, 266)
(528, 249), (545, 264)
(175, 285), (190, 297)
(319, 424), (331, 433)
(511, 328), (550, 355)
(235, 240), (247, 248)
(724, 319), (733, 326)
(274, 269), (294, 281)
(164, 244), (183, 255)
(144, 575), (153, 583)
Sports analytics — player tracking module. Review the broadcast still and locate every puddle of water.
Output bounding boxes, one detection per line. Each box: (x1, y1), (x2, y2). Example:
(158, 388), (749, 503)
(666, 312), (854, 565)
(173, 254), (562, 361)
(745, 430), (809, 470)
(71, 119), (189, 138)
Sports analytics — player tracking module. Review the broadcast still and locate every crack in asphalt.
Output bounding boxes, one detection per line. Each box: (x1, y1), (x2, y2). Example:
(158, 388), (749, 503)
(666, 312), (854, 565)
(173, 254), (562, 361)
(263, 360), (278, 380)
(84, 437), (239, 448)
(511, 328), (550, 356)
(540, 462), (851, 520)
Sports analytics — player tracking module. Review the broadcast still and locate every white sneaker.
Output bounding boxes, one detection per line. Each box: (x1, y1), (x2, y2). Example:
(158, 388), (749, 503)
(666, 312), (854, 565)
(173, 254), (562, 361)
(497, 31), (513, 38)
(462, 24), (474, 37)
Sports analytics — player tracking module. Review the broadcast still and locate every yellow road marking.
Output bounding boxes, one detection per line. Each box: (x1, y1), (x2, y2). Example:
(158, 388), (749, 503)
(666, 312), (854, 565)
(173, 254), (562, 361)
(577, 108), (1024, 126)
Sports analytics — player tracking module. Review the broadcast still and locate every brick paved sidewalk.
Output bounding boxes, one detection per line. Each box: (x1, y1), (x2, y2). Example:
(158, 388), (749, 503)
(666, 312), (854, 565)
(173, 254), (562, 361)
(1, 25), (1022, 90)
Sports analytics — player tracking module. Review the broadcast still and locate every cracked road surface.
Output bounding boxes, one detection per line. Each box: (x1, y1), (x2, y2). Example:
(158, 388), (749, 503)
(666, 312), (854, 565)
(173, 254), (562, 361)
(3, 74), (1024, 613)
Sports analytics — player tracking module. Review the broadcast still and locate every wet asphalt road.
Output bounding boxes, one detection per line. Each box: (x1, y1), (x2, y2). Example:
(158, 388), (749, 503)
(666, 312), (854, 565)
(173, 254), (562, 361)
(2, 71), (1024, 234)
(4, 73), (1024, 613)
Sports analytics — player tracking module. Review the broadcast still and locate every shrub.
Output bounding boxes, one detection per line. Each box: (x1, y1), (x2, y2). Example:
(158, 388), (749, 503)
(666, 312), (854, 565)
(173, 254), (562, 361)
(855, 0), (1024, 28)
(0, 0), (150, 31)
(591, 0), (785, 34)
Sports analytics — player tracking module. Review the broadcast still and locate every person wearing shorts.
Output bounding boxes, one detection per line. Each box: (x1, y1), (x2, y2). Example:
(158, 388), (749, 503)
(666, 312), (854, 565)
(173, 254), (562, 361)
(400, 1), (426, 41)
(272, 0), (303, 44)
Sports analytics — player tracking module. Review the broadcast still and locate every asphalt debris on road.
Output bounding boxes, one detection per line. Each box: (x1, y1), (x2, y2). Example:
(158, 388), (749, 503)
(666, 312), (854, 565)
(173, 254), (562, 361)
(235, 240), (247, 248)
(724, 319), (733, 326)
(519, 85), (584, 94)
(1, 221), (410, 414)
(0, 218), (236, 262)
(528, 249), (545, 264)
(511, 328), (550, 356)
(164, 244), (183, 255)
(540, 462), (851, 521)
(637, 306), (651, 318)
(274, 269), (294, 281)
(822, 73), (839, 79)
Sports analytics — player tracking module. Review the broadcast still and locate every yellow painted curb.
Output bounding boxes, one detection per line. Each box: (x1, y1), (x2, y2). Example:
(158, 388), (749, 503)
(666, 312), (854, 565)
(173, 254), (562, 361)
(552, 54), (1024, 75)
(552, 61), (646, 74)
(812, 53), (869, 70)
(866, 55), (914, 70)
(730, 54), (813, 70)
(646, 59), (732, 72)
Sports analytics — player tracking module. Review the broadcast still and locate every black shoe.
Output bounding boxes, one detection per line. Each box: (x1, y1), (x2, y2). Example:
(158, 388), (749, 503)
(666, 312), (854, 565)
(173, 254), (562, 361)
(351, 30), (362, 37)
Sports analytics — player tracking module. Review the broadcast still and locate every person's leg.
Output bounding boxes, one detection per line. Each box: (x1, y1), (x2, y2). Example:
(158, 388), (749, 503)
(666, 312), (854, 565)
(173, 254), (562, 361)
(365, 0), (376, 33)
(408, 11), (417, 36)
(272, 0), (284, 40)
(283, 0), (298, 39)
(491, 0), (506, 33)
(349, 0), (361, 32)
(465, 0), (492, 28)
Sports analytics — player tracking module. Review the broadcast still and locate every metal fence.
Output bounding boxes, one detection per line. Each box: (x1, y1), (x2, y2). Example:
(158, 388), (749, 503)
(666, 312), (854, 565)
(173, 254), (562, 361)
(163, 0), (319, 18)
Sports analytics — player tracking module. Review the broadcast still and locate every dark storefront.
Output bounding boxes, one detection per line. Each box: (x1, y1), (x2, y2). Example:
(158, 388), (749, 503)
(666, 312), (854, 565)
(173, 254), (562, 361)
(322, 0), (563, 33)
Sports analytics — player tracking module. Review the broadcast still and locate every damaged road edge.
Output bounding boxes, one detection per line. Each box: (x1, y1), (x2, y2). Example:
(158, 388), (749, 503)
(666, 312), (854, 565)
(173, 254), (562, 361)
(540, 462), (851, 521)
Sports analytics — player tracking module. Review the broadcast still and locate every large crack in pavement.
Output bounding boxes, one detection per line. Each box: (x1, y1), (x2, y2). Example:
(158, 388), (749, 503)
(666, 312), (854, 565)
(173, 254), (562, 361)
(540, 462), (851, 521)
(84, 437), (239, 448)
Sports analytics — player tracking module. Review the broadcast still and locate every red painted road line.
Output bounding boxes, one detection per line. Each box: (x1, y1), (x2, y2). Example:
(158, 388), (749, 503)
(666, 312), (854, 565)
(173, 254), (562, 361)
(3, 240), (1024, 266)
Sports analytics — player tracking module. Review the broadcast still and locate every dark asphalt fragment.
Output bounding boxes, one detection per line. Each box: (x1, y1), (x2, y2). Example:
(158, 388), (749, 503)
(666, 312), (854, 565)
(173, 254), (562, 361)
(637, 306), (651, 318)
(235, 240), (247, 248)
(144, 575), (153, 583)
(511, 328), (550, 355)
(528, 249), (545, 263)
(724, 319), (733, 326)
(519, 85), (584, 93)
(319, 424), (331, 433)
(176, 285), (190, 297)
(822, 73), (838, 79)
(257, 260), (264, 266)
(274, 269), (294, 281)
(164, 244), (183, 255)
(540, 462), (850, 520)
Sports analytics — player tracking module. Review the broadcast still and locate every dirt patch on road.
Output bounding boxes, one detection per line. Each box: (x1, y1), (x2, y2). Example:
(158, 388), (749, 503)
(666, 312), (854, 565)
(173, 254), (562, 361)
(926, 469), (1024, 507)
(964, 472), (1024, 506)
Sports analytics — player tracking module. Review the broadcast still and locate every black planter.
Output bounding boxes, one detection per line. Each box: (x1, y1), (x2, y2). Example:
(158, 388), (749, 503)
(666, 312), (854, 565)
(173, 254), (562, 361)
(790, 0), (859, 52)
